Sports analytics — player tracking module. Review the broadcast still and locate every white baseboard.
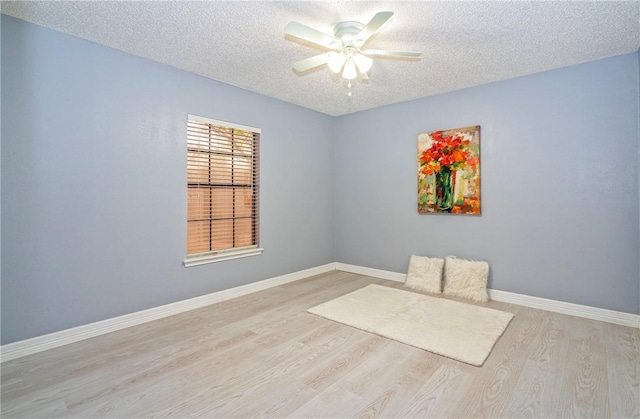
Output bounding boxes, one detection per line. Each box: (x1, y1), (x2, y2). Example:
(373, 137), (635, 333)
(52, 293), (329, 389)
(0, 263), (337, 363)
(3, 261), (638, 362)
(335, 262), (407, 282)
(336, 263), (640, 329)
(488, 289), (640, 329)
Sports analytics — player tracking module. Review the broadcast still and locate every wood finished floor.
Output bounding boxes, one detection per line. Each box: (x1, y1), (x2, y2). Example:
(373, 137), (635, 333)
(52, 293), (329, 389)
(1, 271), (639, 418)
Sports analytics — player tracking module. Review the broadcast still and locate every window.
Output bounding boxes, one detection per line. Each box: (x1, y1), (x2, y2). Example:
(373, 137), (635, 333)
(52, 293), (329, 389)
(184, 114), (262, 267)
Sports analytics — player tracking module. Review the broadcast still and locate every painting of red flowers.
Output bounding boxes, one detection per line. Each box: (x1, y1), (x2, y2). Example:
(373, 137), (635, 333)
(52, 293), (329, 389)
(418, 126), (481, 214)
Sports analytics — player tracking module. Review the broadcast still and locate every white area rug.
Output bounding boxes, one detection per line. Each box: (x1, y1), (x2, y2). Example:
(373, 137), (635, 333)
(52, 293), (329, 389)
(308, 284), (514, 366)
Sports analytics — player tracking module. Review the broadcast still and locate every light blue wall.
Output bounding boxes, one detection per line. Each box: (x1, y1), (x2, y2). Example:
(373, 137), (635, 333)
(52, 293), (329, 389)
(1, 15), (335, 344)
(2, 16), (639, 345)
(335, 52), (640, 314)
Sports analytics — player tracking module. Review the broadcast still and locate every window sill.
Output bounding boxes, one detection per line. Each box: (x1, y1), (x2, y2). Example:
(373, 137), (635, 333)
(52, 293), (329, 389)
(183, 247), (264, 267)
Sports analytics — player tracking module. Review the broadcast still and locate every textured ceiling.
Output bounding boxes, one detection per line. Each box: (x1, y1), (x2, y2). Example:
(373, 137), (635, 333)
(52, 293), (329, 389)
(2, 1), (639, 116)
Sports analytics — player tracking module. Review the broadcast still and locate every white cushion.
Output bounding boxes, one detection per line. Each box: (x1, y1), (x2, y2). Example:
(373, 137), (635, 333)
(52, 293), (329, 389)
(404, 255), (444, 294)
(443, 257), (489, 302)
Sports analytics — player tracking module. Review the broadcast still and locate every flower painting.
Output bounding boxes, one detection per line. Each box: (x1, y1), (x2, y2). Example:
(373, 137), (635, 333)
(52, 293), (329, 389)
(418, 126), (481, 214)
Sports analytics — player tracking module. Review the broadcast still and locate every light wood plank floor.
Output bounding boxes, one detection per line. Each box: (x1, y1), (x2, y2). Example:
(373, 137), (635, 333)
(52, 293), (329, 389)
(2, 271), (639, 418)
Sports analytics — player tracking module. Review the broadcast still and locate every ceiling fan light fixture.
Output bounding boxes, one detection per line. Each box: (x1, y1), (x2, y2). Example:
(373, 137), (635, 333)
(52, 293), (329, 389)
(353, 53), (373, 74)
(342, 58), (358, 80)
(285, 11), (421, 85)
(327, 52), (346, 73)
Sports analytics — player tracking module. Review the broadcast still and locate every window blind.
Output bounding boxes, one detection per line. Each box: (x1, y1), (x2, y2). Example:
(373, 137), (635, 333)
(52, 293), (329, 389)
(186, 115), (260, 259)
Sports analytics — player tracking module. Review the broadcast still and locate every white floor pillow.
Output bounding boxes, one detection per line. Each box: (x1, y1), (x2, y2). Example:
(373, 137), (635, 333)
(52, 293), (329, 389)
(404, 255), (444, 294)
(443, 257), (489, 302)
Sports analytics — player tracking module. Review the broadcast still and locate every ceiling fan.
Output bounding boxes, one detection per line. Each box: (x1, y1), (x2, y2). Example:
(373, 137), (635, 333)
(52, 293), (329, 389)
(285, 11), (421, 81)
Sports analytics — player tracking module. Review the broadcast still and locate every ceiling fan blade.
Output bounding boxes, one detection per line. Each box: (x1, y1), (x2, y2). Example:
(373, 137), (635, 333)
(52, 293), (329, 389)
(285, 22), (337, 49)
(362, 49), (422, 58)
(356, 11), (394, 45)
(292, 52), (331, 72)
(357, 72), (369, 80)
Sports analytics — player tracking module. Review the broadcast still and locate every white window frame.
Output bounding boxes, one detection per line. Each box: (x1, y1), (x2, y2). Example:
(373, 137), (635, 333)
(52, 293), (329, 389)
(183, 114), (263, 267)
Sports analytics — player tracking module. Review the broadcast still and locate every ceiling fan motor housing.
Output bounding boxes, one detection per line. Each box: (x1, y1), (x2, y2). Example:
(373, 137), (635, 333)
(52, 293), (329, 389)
(333, 21), (366, 47)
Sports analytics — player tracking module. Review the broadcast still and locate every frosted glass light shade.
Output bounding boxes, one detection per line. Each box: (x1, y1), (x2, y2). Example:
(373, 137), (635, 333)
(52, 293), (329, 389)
(342, 59), (358, 80)
(327, 52), (346, 73)
(353, 53), (373, 73)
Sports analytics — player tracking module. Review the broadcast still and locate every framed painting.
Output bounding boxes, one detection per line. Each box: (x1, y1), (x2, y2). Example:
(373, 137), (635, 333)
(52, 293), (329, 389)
(417, 125), (481, 214)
